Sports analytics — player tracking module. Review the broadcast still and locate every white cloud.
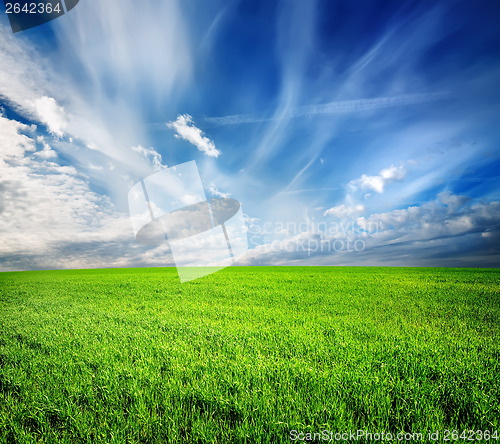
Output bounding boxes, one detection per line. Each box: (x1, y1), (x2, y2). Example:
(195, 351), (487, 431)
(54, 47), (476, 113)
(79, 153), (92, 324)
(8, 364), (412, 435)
(131, 145), (165, 171)
(167, 114), (221, 158)
(0, 24), (49, 110)
(31, 96), (67, 137)
(349, 164), (406, 194)
(0, 14), (191, 186)
(0, 114), (134, 270)
(180, 194), (200, 205)
(323, 164), (406, 219)
(0, 116), (36, 158)
(209, 183), (231, 198)
(438, 190), (470, 213)
(354, 175), (385, 193)
(380, 164), (406, 181)
(34, 142), (57, 159)
(240, 192), (500, 267)
(356, 197), (500, 241)
(324, 204), (365, 218)
(88, 163), (104, 171)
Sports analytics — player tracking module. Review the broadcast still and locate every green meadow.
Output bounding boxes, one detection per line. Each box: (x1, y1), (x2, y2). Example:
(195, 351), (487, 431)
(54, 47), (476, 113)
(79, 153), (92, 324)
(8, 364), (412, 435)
(0, 267), (499, 443)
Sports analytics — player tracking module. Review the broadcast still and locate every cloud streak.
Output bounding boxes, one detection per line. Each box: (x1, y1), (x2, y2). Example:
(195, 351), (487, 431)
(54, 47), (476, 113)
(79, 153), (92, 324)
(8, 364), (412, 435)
(204, 92), (452, 127)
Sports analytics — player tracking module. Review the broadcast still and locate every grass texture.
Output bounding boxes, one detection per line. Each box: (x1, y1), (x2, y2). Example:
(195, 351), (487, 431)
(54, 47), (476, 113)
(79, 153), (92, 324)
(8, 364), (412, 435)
(0, 267), (499, 443)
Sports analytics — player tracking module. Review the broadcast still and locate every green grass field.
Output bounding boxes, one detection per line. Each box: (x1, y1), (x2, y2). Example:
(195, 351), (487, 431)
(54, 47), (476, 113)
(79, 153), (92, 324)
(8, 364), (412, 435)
(0, 267), (499, 443)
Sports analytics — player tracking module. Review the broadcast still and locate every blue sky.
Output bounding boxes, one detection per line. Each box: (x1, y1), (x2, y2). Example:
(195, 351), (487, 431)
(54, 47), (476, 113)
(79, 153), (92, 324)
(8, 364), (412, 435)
(0, 0), (499, 270)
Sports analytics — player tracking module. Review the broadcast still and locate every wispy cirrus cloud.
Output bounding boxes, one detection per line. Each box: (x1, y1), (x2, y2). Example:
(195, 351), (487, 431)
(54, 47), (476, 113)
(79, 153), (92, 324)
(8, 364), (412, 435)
(131, 145), (165, 171)
(0, 22), (163, 182)
(0, 0), (195, 182)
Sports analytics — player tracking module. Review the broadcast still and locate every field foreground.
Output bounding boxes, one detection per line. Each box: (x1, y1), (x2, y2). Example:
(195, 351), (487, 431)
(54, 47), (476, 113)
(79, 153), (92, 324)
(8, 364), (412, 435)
(0, 267), (499, 443)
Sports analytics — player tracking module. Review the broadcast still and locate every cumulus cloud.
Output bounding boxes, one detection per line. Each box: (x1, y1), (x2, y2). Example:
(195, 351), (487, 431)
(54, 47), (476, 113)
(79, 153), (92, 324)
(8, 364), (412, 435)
(0, 114), (137, 270)
(355, 197), (500, 247)
(438, 190), (471, 213)
(31, 96), (67, 137)
(0, 116), (36, 158)
(323, 164), (406, 219)
(34, 142), (57, 159)
(167, 114), (221, 158)
(241, 192), (500, 267)
(349, 164), (406, 194)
